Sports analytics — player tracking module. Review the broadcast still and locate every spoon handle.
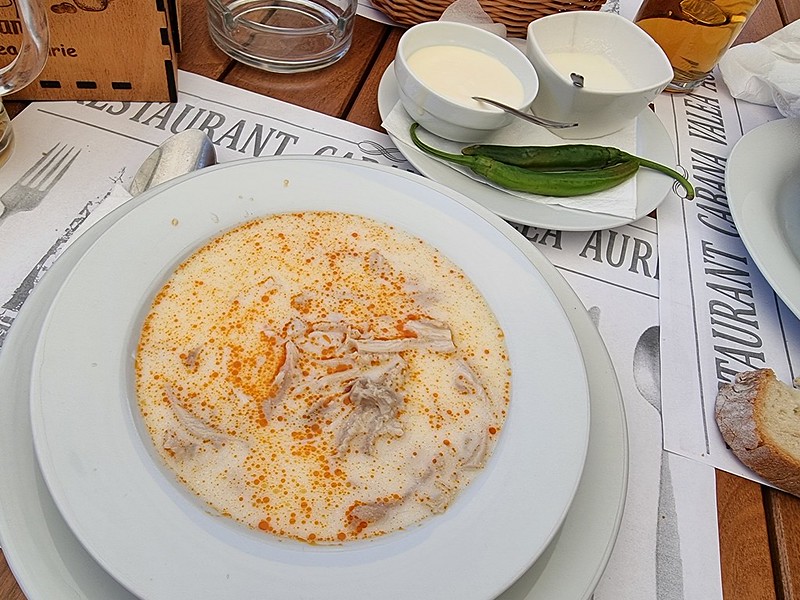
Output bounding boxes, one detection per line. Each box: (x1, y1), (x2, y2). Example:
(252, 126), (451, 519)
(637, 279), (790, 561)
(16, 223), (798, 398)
(472, 96), (578, 129)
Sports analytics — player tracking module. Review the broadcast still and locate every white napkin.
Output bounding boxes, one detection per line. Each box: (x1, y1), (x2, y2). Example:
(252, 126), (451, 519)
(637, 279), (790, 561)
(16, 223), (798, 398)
(382, 101), (640, 219)
(719, 20), (800, 118)
(439, 0), (507, 37)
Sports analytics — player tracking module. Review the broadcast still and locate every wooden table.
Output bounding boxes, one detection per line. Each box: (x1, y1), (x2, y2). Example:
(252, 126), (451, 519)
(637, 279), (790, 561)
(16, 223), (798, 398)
(1, 0), (798, 597)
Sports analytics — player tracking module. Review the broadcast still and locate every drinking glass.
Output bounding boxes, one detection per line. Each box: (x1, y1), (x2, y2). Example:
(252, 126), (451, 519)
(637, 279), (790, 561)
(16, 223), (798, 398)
(0, 0), (49, 167)
(634, 0), (763, 92)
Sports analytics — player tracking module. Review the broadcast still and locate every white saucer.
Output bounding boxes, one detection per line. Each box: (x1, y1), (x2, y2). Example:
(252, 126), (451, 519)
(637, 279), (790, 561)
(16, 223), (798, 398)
(0, 161), (627, 600)
(727, 118), (800, 320)
(378, 61), (676, 231)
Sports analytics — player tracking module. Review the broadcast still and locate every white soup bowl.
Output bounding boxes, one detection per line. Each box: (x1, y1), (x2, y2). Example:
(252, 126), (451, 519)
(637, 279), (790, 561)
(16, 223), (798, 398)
(526, 12), (673, 139)
(395, 21), (540, 142)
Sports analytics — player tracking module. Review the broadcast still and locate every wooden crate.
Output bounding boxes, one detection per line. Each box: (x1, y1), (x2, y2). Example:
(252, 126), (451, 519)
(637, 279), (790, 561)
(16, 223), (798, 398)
(0, 0), (180, 101)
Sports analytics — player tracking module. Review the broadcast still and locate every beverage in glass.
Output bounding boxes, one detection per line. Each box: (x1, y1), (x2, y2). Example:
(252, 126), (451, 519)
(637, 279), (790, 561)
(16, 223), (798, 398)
(633, 0), (763, 92)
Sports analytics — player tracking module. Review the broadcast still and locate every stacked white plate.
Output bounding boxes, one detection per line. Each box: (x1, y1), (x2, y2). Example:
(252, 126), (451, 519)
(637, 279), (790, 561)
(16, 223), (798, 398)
(0, 157), (628, 599)
(726, 118), (800, 320)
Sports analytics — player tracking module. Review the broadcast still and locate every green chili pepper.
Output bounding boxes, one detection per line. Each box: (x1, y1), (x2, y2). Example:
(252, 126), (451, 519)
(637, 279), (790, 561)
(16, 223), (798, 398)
(460, 140), (695, 200)
(462, 143), (629, 171)
(409, 123), (640, 197)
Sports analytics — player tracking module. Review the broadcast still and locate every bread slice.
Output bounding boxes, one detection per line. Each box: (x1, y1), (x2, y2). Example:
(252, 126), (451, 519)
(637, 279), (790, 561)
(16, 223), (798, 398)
(715, 368), (800, 496)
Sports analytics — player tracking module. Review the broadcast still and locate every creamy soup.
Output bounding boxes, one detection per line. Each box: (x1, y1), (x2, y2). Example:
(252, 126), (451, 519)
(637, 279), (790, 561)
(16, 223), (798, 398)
(545, 52), (632, 91)
(406, 45), (525, 109)
(135, 212), (511, 544)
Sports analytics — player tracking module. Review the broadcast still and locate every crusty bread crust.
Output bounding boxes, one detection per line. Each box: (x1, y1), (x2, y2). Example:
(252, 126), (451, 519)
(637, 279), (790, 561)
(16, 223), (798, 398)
(715, 368), (800, 497)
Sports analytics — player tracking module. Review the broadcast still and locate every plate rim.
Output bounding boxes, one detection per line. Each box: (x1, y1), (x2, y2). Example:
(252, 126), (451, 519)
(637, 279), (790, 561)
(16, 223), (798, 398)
(28, 156), (591, 600)
(378, 61), (676, 231)
(726, 117), (800, 320)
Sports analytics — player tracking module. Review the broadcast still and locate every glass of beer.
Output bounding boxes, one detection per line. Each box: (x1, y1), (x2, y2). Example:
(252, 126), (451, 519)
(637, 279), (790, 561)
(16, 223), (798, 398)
(634, 0), (763, 92)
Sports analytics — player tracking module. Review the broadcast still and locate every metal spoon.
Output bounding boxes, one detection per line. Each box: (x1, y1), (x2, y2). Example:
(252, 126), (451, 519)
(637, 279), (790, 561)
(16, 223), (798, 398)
(631, 325), (686, 599)
(471, 96), (578, 129)
(129, 129), (217, 196)
(633, 324), (661, 412)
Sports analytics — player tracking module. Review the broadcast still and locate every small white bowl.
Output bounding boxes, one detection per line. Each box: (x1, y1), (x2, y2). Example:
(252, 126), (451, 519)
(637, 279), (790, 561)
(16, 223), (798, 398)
(394, 21), (539, 142)
(526, 12), (673, 139)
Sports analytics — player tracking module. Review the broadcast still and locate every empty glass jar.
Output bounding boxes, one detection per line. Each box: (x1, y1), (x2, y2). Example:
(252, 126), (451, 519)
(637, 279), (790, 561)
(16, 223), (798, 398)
(206, 0), (357, 73)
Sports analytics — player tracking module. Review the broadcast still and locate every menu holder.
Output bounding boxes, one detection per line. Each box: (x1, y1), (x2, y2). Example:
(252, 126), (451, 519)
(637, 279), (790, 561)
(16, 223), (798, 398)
(0, 0), (180, 102)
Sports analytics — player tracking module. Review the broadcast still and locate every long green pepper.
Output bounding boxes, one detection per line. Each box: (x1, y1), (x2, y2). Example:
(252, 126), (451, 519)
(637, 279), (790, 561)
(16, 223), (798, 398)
(462, 143), (629, 171)
(409, 123), (695, 200)
(409, 124), (639, 197)
(463, 141), (695, 199)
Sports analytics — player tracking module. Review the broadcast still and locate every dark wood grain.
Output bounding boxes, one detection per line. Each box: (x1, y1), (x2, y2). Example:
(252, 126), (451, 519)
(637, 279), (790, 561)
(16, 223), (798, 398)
(346, 27), (402, 130)
(775, 0), (800, 23)
(0, 551), (26, 600)
(717, 471), (778, 600)
(736, 0), (788, 44)
(220, 17), (388, 118)
(178, 0), (235, 80)
(765, 489), (800, 600)
(3, 101), (27, 120)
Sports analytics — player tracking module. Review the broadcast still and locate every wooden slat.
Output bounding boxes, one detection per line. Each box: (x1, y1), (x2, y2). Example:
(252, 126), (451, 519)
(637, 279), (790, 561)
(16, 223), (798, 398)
(736, 0), (786, 44)
(765, 489), (800, 600)
(0, 551), (26, 600)
(220, 17), (388, 119)
(776, 0), (800, 23)
(346, 27), (402, 130)
(3, 101), (28, 121)
(717, 470), (777, 600)
(178, 0), (236, 80)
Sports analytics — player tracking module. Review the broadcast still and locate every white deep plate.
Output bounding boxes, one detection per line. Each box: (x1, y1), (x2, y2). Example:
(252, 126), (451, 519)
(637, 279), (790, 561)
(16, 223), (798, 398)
(726, 118), (800, 320)
(0, 157), (626, 600)
(378, 62), (676, 231)
(29, 157), (590, 600)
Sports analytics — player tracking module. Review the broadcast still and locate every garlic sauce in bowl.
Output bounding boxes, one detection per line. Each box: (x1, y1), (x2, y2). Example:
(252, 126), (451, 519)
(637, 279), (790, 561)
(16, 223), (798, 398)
(543, 52), (632, 92)
(394, 22), (539, 142)
(406, 45), (526, 110)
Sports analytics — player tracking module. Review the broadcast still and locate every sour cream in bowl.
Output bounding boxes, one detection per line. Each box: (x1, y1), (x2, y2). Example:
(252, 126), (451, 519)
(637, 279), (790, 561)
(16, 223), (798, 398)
(526, 11), (672, 139)
(394, 21), (539, 143)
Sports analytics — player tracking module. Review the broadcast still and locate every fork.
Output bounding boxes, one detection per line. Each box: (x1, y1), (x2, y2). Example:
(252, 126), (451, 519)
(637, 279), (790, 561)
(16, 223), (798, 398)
(0, 143), (81, 224)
